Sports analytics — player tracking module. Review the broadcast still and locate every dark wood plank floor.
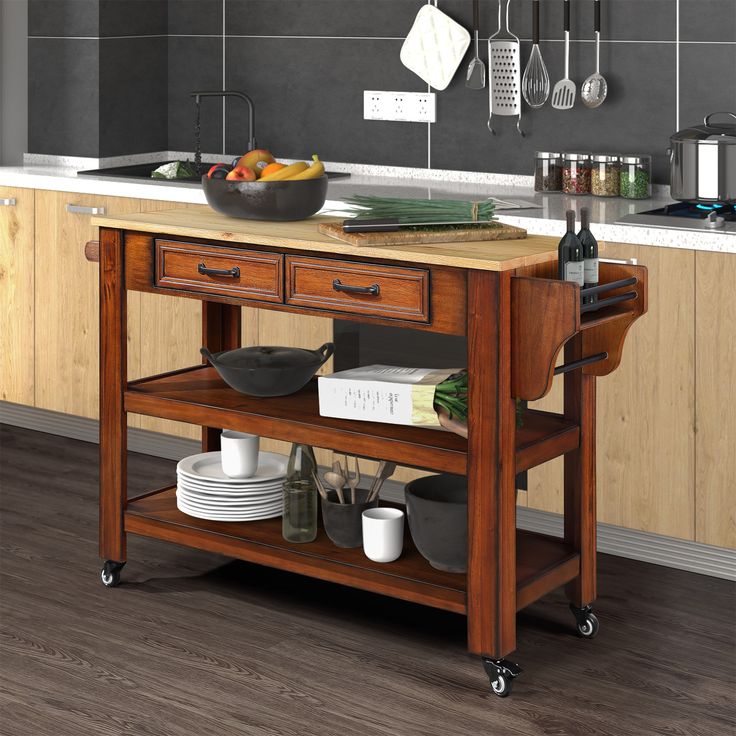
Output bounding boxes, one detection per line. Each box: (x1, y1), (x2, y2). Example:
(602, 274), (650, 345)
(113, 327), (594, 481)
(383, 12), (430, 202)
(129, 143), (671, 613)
(1, 424), (734, 736)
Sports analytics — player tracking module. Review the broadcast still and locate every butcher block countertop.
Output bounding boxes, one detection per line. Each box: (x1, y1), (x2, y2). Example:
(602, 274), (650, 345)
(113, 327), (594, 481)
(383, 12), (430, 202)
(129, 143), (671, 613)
(92, 208), (562, 271)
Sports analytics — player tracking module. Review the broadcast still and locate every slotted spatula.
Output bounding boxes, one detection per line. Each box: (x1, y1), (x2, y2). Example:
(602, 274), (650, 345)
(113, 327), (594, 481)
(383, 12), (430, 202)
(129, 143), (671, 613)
(487, 0), (524, 136)
(551, 0), (576, 109)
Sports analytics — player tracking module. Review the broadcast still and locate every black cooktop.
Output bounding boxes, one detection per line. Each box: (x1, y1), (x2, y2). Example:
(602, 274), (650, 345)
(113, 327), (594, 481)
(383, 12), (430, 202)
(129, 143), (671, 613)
(638, 201), (736, 221)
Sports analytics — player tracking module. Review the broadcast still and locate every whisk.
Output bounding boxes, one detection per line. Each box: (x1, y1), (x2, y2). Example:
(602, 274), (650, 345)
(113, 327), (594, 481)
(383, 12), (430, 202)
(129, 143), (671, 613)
(521, 0), (550, 108)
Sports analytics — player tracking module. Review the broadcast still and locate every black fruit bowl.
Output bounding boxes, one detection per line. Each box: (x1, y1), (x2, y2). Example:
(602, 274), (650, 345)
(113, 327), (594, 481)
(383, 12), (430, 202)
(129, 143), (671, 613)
(202, 175), (328, 221)
(405, 474), (467, 573)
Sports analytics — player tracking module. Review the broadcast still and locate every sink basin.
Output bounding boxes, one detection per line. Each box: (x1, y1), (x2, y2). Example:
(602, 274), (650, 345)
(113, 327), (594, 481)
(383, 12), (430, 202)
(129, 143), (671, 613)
(77, 161), (349, 184)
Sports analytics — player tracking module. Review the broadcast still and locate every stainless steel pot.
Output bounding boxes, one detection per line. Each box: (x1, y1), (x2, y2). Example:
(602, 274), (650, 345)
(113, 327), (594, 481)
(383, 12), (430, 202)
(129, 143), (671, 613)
(670, 112), (736, 203)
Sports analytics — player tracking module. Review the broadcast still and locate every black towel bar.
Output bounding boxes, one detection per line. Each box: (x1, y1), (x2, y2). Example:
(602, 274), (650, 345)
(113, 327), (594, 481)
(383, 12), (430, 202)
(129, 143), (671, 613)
(580, 291), (637, 314)
(554, 352), (608, 375)
(580, 276), (637, 299)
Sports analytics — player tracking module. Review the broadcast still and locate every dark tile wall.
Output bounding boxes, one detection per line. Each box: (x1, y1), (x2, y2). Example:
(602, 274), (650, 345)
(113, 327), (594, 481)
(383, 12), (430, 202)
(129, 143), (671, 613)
(28, 0), (735, 182)
(28, 0), (168, 157)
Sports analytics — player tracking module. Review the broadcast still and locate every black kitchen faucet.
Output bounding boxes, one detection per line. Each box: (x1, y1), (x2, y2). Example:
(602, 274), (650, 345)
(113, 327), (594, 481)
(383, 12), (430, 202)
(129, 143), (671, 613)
(190, 90), (256, 152)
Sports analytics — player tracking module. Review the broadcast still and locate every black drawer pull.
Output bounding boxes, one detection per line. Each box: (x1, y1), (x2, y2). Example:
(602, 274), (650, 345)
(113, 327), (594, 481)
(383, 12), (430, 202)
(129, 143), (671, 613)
(332, 279), (380, 296)
(198, 262), (240, 278)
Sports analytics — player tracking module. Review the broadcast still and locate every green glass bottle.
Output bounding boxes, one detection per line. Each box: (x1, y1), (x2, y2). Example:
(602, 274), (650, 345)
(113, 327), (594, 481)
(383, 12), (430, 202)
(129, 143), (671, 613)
(282, 443), (318, 543)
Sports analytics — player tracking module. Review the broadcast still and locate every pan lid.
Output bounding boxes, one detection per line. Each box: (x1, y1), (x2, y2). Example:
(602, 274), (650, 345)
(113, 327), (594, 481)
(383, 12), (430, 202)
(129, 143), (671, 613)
(672, 112), (736, 144)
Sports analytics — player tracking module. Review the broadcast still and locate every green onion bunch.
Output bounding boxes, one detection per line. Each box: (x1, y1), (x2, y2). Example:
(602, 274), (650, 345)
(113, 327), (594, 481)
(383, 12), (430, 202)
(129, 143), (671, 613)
(434, 372), (469, 422)
(342, 195), (496, 226)
(434, 372), (525, 429)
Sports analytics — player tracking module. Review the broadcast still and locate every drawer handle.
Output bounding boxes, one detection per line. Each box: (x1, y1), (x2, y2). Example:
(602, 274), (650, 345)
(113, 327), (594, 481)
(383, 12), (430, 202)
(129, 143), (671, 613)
(198, 262), (241, 278)
(0, 198), (16, 206)
(332, 278), (380, 296)
(67, 204), (106, 215)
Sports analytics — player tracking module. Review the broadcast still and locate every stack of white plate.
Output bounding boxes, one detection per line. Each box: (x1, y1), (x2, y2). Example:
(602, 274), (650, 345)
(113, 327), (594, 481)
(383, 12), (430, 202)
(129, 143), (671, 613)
(176, 451), (288, 522)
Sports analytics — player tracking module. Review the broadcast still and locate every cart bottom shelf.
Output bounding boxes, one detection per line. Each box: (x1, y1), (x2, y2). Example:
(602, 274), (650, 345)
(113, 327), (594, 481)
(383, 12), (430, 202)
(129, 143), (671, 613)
(125, 488), (580, 615)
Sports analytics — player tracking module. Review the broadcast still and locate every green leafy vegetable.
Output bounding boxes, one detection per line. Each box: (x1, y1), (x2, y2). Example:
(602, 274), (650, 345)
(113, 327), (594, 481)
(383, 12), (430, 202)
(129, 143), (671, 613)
(342, 195), (496, 226)
(434, 371), (525, 428)
(150, 160), (198, 180)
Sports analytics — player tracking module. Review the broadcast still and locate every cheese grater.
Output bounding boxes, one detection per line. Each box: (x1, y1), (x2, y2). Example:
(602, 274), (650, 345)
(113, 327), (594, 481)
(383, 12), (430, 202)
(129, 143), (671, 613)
(487, 0), (524, 136)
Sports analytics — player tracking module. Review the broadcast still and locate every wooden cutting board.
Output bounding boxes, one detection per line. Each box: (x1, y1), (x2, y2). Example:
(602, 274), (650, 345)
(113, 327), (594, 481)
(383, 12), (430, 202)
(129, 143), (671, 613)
(318, 221), (527, 247)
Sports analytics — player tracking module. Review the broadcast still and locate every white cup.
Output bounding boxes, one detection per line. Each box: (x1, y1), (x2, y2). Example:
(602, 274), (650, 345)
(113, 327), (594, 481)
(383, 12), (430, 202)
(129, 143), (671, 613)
(362, 507), (404, 563)
(220, 431), (260, 478)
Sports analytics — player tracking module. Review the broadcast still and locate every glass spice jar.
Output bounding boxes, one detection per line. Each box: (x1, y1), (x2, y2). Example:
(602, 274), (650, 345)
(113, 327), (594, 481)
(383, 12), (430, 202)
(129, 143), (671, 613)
(534, 151), (563, 192)
(562, 153), (592, 195)
(619, 154), (652, 199)
(591, 154), (620, 197)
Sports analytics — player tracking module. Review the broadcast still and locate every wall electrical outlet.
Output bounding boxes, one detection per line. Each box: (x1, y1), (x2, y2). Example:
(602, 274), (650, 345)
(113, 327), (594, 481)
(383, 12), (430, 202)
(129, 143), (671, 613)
(363, 91), (436, 123)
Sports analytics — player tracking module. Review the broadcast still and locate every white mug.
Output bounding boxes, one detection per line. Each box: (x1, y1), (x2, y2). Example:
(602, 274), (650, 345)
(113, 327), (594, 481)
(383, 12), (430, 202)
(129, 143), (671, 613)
(220, 430), (259, 478)
(362, 507), (404, 563)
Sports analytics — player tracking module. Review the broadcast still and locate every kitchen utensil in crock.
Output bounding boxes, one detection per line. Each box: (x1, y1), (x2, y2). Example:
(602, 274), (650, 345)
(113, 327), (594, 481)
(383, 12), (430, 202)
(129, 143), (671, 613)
(487, 0), (524, 136)
(521, 0), (550, 107)
(324, 469), (347, 504)
(551, 0), (576, 110)
(321, 488), (378, 548)
(367, 461), (397, 503)
(344, 456), (361, 504)
(201, 343), (334, 397)
(581, 0), (608, 108)
(669, 112), (736, 203)
(466, 0), (486, 89)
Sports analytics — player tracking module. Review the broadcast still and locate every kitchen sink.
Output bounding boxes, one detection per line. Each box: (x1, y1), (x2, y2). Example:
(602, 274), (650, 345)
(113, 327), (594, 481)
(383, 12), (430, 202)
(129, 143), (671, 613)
(77, 161), (350, 183)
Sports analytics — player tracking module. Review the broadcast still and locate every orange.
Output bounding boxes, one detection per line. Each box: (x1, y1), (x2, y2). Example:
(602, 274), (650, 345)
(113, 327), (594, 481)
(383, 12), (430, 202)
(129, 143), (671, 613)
(259, 162), (286, 178)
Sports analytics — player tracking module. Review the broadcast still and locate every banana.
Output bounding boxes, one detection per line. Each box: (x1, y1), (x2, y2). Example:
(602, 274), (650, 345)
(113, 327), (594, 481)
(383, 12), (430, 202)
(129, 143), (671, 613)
(286, 155), (325, 180)
(258, 161), (308, 181)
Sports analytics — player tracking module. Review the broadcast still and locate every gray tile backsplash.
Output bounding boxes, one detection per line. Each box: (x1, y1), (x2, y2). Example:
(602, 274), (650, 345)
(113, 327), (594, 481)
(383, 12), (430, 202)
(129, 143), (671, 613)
(28, 37), (100, 157)
(99, 38), (168, 157)
(27, 0), (735, 184)
(168, 36), (223, 153)
(224, 38), (428, 167)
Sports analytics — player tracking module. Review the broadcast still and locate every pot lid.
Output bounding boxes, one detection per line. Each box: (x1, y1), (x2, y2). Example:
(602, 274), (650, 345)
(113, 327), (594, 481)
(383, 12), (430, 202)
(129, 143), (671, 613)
(671, 112), (736, 144)
(213, 345), (322, 368)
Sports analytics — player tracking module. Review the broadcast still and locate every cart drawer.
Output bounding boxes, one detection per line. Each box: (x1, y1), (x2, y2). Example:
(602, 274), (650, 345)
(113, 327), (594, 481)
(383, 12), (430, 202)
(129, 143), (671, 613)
(155, 240), (283, 302)
(285, 256), (430, 322)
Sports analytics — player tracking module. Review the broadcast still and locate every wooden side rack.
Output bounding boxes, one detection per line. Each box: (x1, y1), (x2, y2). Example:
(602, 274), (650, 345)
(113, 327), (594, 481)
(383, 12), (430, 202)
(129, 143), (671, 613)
(91, 217), (647, 698)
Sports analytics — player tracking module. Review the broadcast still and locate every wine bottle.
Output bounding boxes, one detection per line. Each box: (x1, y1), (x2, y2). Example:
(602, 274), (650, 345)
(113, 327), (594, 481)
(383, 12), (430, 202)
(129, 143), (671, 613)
(558, 210), (584, 286)
(578, 207), (599, 303)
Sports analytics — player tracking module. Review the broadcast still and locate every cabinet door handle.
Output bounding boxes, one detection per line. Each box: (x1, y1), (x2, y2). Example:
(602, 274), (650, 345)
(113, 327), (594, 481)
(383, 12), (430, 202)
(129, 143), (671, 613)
(332, 279), (380, 296)
(198, 262), (240, 278)
(66, 204), (106, 215)
(0, 198), (16, 206)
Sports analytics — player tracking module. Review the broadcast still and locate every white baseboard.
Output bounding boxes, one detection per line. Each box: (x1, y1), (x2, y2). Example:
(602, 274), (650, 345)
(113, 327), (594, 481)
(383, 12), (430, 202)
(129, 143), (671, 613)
(2, 401), (734, 581)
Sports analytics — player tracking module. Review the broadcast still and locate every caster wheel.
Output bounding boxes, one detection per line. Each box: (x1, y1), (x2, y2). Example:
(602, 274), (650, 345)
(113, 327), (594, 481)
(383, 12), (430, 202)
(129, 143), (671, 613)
(576, 612), (599, 638)
(101, 560), (125, 587)
(570, 604), (599, 639)
(482, 657), (522, 698)
(490, 673), (513, 698)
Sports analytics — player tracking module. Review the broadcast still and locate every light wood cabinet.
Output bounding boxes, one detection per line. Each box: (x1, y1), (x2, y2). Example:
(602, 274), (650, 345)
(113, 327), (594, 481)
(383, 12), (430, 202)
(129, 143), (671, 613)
(34, 191), (140, 419)
(527, 243), (697, 542)
(695, 251), (736, 549)
(0, 187), (34, 405)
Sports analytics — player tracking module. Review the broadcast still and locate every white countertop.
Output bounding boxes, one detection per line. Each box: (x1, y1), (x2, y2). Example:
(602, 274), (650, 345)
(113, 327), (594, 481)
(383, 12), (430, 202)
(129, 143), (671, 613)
(2, 160), (734, 254)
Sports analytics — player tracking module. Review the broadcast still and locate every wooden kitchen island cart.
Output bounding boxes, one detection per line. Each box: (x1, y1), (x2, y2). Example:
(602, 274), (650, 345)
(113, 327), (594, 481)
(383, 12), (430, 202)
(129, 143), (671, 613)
(91, 210), (647, 697)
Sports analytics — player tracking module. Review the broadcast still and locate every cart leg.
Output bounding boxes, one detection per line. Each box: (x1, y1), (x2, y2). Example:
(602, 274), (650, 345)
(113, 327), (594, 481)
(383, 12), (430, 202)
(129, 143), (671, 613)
(467, 272), (519, 695)
(201, 302), (242, 451)
(99, 227), (127, 576)
(563, 335), (598, 625)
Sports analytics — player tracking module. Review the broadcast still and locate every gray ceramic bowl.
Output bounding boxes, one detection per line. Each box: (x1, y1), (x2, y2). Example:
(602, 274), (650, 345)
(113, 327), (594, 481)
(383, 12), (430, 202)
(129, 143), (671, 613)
(202, 175), (328, 221)
(405, 474), (467, 573)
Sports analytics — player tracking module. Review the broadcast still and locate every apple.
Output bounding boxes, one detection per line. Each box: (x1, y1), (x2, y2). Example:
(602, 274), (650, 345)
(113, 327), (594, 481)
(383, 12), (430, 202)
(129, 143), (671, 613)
(237, 149), (275, 176)
(225, 165), (256, 182)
